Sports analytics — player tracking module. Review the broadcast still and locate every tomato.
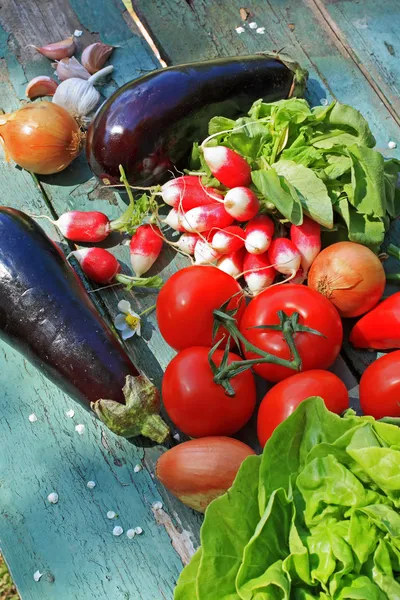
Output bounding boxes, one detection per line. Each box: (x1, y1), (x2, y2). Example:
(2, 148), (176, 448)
(239, 284), (343, 382)
(162, 347), (256, 437)
(257, 370), (349, 447)
(156, 266), (245, 351)
(359, 350), (400, 419)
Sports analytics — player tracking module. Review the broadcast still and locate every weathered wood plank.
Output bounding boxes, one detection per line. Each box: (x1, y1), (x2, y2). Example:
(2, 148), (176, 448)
(0, 1), (202, 598)
(315, 0), (400, 122)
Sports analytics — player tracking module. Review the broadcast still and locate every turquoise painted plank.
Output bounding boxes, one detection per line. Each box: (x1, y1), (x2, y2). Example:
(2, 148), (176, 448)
(0, 343), (186, 600)
(317, 0), (400, 119)
(0, 2), (203, 598)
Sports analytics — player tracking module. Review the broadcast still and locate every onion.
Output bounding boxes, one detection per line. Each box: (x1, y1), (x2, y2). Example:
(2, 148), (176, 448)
(156, 437), (254, 512)
(0, 101), (84, 175)
(308, 241), (385, 317)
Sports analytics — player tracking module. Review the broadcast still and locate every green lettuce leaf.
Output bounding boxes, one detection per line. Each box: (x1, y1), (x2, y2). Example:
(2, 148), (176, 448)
(311, 103), (376, 148)
(347, 145), (386, 218)
(174, 549), (201, 600)
(251, 169), (303, 225)
(273, 160), (334, 228)
(335, 198), (385, 250)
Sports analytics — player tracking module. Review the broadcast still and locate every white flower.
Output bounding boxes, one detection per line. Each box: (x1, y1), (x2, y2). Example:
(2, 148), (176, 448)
(29, 413), (38, 423)
(133, 463), (142, 473)
(33, 570), (43, 582)
(107, 511), (117, 519)
(126, 529), (136, 539)
(113, 526), (123, 536)
(87, 481), (96, 489)
(114, 300), (141, 340)
(47, 492), (59, 504)
(65, 409), (75, 418)
(75, 424), (85, 435)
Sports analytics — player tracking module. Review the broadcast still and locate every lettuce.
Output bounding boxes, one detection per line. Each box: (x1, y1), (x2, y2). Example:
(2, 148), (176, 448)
(175, 398), (400, 599)
(195, 99), (400, 251)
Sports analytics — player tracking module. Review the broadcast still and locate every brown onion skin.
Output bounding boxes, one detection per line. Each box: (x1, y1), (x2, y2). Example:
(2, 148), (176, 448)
(0, 102), (82, 175)
(156, 437), (255, 512)
(307, 241), (386, 318)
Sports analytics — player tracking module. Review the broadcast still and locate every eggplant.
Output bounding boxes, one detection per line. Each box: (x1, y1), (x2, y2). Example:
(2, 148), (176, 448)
(0, 207), (169, 442)
(87, 52), (307, 186)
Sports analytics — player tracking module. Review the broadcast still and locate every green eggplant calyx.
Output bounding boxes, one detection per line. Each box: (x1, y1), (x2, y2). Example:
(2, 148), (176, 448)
(91, 374), (170, 443)
(256, 51), (308, 98)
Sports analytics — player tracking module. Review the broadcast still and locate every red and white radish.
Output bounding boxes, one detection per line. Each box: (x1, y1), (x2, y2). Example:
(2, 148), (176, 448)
(162, 177), (223, 211)
(163, 208), (186, 232)
(290, 217), (321, 274)
(202, 146), (251, 188)
(290, 267), (306, 285)
(217, 247), (245, 279)
(194, 238), (222, 265)
(224, 187), (260, 222)
(130, 224), (163, 276)
(245, 215), (275, 254)
(243, 251), (276, 295)
(211, 225), (245, 254)
(180, 204), (234, 233)
(268, 238), (301, 278)
(70, 247), (120, 284)
(54, 210), (110, 242)
(174, 232), (201, 255)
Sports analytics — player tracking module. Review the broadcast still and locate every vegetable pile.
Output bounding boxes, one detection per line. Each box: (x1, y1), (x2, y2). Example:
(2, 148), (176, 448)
(191, 98), (400, 252)
(176, 397), (400, 600)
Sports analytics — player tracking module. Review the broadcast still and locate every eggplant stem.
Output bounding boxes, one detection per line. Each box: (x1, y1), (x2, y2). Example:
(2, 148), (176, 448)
(386, 273), (400, 281)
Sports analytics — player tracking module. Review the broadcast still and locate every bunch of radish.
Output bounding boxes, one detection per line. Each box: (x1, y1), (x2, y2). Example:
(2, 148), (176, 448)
(162, 145), (322, 295)
(45, 145), (321, 295)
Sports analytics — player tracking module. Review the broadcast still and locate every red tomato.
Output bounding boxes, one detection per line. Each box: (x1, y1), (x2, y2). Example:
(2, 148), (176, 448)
(359, 350), (400, 419)
(257, 370), (349, 447)
(156, 266), (245, 351)
(239, 284), (343, 382)
(162, 347), (256, 437)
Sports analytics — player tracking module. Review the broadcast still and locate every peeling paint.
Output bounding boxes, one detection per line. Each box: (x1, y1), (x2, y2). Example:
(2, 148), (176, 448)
(152, 507), (197, 565)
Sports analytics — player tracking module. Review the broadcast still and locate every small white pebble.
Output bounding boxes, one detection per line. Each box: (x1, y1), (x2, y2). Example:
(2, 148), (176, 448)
(235, 26), (245, 34)
(28, 413), (38, 423)
(74, 30), (83, 37)
(152, 501), (163, 511)
(388, 140), (397, 149)
(173, 433), (180, 442)
(134, 526), (143, 535)
(33, 570), (42, 582)
(47, 492), (59, 504)
(126, 529), (136, 539)
(256, 27), (266, 34)
(107, 511), (117, 519)
(249, 21), (258, 29)
(65, 409), (75, 418)
(87, 481), (96, 489)
(133, 463), (142, 473)
(75, 424), (85, 435)
(321, 98), (329, 106)
(113, 526), (123, 537)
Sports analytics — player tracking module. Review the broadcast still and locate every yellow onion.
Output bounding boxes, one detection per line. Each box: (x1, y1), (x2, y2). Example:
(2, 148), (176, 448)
(308, 241), (386, 317)
(0, 102), (84, 174)
(156, 436), (255, 512)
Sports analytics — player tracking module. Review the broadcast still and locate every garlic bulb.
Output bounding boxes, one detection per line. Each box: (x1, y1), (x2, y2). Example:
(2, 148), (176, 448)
(52, 65), (113, 124)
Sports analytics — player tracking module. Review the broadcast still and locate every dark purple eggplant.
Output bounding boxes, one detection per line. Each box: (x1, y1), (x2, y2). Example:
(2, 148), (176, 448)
(87, 53), (307, 186)
(0, 207), (168, 442)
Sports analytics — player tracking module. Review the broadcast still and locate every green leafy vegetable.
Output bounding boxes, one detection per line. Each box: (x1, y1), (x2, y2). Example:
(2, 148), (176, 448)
(175, 398), (400, 599)
(189, 98), (400, 250)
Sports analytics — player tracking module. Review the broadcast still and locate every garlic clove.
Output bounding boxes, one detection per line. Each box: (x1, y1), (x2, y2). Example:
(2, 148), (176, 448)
(53, 56), (90, 81)
(26, 76), (58, 99)
(30, 36), (76, 60)
(81, 42), (114, 75)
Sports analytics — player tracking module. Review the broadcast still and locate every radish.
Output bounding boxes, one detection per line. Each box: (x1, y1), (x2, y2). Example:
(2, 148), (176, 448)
(41, 210), (111, 242)
(180, 203), (234, 233)
(161, 177), (223, 210)
(268, 238), (301, 278)
(194, 238), (222, 265)
(174, 232), (201, 255)
(224, 187), (260, 222)
(202, 146), (251, 188)
(211, 225), (245, 254)
(243, 251), (277, 295)
(290, 217), (321, 274)
(70, 247), (121, 284)
(130, 224), (163, 276)
(245, 215), (275, 254)
(163, 208), (186, 232)
(217, 247), (245, 278)
(290, 267), (306, 284)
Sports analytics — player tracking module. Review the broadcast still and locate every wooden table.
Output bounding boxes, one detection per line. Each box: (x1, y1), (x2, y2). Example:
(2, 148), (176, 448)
(0, 1), (399, 598)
